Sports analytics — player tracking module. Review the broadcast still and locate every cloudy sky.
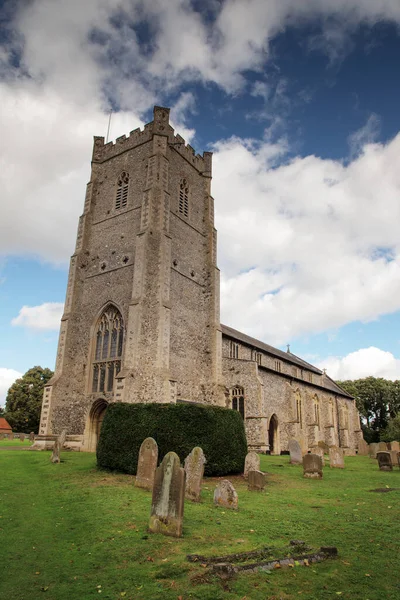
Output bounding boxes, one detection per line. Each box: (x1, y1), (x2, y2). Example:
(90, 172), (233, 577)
(1, 0), (400, 404)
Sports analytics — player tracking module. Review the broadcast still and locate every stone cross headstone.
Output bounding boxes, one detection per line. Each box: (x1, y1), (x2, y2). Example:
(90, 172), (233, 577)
(377, 451), (392, 471)
(357, 439), (369, 456)
(19, 433), (25, 442)
(388, 441), (399, 452)
(329, 446), (345, 469)
(244, 451), (260, 478)
(184, 446), (206, 502)
(248, 470), (266, 491)
(303, 454), (323, 479)
(29, 432), (35, 442)
(288, 439), (302, 465)
(149, 452), (185, 538)
(214, 480), (238, 510)
(135, 437), (158, 491)
(369, 443), (379, 458)
(378, 441), (388, 452)
(312, 446), (325, 466)
(50, 430), (67, 464)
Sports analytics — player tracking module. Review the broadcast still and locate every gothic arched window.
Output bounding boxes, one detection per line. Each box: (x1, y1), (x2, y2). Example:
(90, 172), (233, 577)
(313, 395), (320, 426)
(231, 386), (245, 419)
(179, 178), (189, 218)
(295, 390), (302, 427)
(115, 172), (129, 210)
(92, 305), (124, 394)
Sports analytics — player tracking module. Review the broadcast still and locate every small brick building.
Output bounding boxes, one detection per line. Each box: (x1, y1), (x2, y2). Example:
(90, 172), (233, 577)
(0, 418), (13, 435)
(34, 107), (362, 454)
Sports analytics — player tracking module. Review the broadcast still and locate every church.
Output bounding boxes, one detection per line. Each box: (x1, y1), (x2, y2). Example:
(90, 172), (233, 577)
(35, 107), (361, 455)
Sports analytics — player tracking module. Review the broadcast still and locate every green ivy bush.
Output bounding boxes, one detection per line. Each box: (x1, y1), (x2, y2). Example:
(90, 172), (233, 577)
(97, 402), (247, 476)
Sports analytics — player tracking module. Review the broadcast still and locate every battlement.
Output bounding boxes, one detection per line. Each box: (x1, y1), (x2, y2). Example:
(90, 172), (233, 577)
(92, 106), (212, 175)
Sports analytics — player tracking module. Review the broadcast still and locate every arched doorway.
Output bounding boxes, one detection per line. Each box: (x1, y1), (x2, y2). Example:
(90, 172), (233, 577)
(86, 399), (108, 452)
(268, 414), (280, 455)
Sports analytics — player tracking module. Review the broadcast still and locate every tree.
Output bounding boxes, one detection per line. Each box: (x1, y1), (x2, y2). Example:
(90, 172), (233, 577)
(381, 414), (400, 442)
(4, 366), (53, 433)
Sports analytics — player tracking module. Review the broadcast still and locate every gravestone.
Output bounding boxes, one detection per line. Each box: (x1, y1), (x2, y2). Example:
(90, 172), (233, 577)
(369, 443), (379, 458)
(8, 433), (13, 440)
(288, 439), (302, 465)
(357, 439), (369, 456)
(214, 480), (238, 510)
(29, 432), (35, 442)
(50, 430), (67, 464)
(377, 451), (392, 471)
(313, 446), (325, 466)
(248, 470), (266, 491)
(388, 441), (399, 452)
(244, 451), (260, 478)
(149, 452), (185, 538)
(303, 454), (323, 479)
(389, 451), (399, 468)
(378, 441), (388, 452)
(329, 446), (344, 469)
(19, 433), (25, 442)
(135, 437), (158, 491)
(317, 441), (330, 454)
(0, 434), (4, 440)
(184, 446), (206, 502)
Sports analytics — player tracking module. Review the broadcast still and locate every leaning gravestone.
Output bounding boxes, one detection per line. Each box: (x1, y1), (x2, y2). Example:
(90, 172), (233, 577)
(313, 446), (325, 466)
(149, 452), (185, 538)
(377, 451), (392, 471)
(244, 451), (260, 478)
(329, 446), (344, 469)
(135, 437), (158, 491)
(50, 430), (67, 464)
(357, 439), (369, 456)
(19, 433), (25, 442)
(184, 446), (206, 502)
(388, 441), (399, 452)
(248, 470), (266, 491)
(288, 439), (302, 465)
(303, 454), (323, 479)
(214, 480), (238, 510)
(29, 432), (35, 442)
(378, 441), (388, 452)
(369, 443), (379, 458)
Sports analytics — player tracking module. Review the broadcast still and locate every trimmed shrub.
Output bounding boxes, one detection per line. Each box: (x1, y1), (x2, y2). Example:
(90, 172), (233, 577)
(97, 402), (247, 476)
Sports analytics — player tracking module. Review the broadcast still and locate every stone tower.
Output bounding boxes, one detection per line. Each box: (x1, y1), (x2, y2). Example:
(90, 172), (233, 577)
(36, 107), (225, 451)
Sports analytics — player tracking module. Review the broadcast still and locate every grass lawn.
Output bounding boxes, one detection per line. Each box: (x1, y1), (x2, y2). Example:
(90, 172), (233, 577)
(0, 450), (399, 600)
(0, 438), (32, 447)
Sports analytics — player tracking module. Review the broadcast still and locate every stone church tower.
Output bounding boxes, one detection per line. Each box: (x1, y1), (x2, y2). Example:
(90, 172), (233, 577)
(36, 107), (225, 451)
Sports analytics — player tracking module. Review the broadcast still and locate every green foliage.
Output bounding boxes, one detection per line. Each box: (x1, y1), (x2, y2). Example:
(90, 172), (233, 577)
(381, 414), (400, 442)
(4, 366), (53, 433)
(338, 376), (400, 441)
(97, 402), (247, 476)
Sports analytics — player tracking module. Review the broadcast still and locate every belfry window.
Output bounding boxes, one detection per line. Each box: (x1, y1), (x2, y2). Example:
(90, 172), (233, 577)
(179, 178), (189, 218)
(231, 386), (245, 419)
(115, 172), (129, 210)
(92, 305), (124, 394)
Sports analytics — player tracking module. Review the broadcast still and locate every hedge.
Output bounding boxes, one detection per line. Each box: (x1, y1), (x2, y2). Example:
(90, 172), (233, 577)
(96, 402), (247, 476)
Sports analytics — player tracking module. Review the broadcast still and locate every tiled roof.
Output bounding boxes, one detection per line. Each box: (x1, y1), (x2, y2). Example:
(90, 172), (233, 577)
(0, 417), (12, 431)
(220, 324), (353, 399)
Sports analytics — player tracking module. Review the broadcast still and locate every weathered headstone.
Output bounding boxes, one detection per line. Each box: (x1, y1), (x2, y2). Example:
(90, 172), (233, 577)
(388, 441), (399, 452)
(184, 446), (206, 502)
(214, 480), (238, 510)
(390, 450), (399, 468)
(377, 451), (392, 471)
(29, 432), (35, 442)
(19, 433), (25, 442)
(357, 439), (369, 456)
(244, 451), (260, 478)
(312, 446), (325, 466)
(248, 470), (266, 491)
(50, 430), (67, 464)
(149, 452), (185, 537)
(317, 441), (330, 454)
(369, 443), (379, 458)
(0, 433), (4, 440)
(378, 441), (388, 452)
(329, 446), (344, 469)
(303, 454), (323, 479)
(135, 437), (158, 491)
(288, 439), (302, 465)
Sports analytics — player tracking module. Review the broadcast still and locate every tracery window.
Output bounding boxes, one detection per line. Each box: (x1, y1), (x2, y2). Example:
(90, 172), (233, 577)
(329, 399), (335, 425)
(274, 360), (282, 372)
(92, 305), (124, 394)
(313, 395), (320, 426)
(229, 341), (239, 359)
(231, 386), (245, 419)
(179, 178), (189, 218)
(115, 172), (129, 210)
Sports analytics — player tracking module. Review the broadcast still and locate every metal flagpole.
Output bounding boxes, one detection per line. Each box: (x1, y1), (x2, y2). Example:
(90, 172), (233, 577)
(106, 111), (112, 143)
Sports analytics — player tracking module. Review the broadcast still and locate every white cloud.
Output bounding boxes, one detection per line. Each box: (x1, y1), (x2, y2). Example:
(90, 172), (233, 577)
(0, 368), (23, 407)
(12, 303), (64, 331)
(348, 113), (381, 157)
(317, 347), (400, 381)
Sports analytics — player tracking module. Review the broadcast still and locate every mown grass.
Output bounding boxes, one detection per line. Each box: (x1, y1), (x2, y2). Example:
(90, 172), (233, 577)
(0, 450), (399, 600)
(0, 438), (32, 447)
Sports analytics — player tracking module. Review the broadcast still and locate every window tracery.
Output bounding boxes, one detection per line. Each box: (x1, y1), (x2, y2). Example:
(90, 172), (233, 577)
(115, 172), (129, 210)
(92, 305), (124, 394)
(231, 386), (245, 419)
(179, 178), (189, 218)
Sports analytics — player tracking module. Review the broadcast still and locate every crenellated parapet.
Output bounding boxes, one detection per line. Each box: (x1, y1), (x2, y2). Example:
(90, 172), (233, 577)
(92, 106), (212, 175)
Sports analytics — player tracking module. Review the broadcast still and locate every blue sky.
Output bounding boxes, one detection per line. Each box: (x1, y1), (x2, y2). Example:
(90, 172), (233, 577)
(1, 0), (400, 403)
